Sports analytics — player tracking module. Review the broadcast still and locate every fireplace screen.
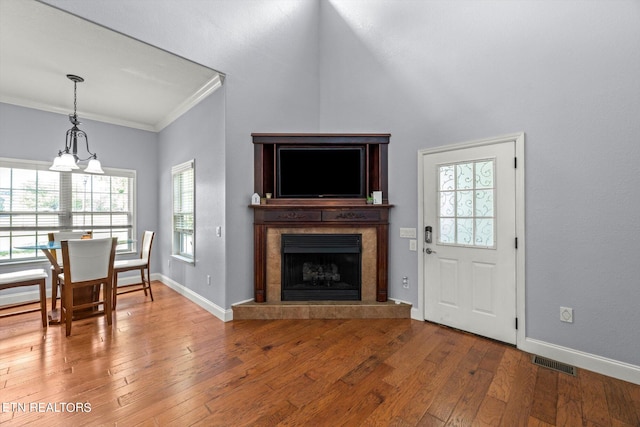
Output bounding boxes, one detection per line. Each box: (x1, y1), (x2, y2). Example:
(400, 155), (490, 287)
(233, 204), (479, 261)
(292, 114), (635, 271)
(281, 234), (361, 301)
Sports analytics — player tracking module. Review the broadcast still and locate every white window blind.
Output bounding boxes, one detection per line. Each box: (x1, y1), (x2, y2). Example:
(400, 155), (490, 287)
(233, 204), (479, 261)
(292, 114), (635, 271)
(172, 159), (195, 263)
(0, 157), (136, 263)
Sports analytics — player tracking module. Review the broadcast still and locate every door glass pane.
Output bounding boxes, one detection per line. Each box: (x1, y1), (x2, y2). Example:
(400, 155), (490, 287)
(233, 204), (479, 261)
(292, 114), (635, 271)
(456, 163), (474, 190)
(438, 159), (496, 248)
(457, 190), (473, 217)
(475, 218), (494, 246)
(475, 161), (494, 188)
(457, 218), (474, 244)
(439, 165), (455, 191)
(439, 218), (455, 244)
(475, 190), (494, 217)
(440, 191), (455, 217)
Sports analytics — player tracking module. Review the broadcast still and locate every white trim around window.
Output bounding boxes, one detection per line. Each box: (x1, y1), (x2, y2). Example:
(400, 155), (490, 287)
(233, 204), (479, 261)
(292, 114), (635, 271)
(0, 157), (136, 264)
(171, 159), (195, 264)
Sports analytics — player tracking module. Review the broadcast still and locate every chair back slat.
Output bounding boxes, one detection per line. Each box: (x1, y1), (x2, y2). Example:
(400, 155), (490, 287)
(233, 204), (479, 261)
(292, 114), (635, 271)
(141, 231), (155, 262)
(63, 238), (116, 283)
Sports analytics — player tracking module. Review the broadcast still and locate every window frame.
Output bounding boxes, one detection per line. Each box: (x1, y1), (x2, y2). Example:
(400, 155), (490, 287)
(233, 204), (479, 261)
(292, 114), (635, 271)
(0, 157), (136, 265)
(436, 158), (497, 249)
(171, 159), (195, 264)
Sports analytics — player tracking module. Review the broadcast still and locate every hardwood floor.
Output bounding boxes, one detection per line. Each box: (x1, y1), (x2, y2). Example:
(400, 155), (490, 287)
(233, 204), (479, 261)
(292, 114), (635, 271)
(1, 282), (639, 426)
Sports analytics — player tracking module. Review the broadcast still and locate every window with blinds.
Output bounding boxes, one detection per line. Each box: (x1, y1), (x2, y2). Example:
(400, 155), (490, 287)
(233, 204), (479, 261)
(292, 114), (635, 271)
(0, 158), (136, 263)
(172, 159), (195, 263)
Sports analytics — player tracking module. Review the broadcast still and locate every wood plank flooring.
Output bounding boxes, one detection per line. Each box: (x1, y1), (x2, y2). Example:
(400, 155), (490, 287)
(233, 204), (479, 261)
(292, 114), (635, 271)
(1, 282), (639, 426)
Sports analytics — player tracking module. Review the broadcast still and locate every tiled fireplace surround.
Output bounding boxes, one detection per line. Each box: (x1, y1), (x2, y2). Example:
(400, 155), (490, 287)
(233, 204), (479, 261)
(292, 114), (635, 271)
(267, 227), (378, 303)
(233, 223), (411, 319)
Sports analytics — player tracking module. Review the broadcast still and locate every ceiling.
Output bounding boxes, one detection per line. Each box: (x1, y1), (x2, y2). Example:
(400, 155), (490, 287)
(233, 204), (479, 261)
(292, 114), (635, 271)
(0, 0), (223, 132)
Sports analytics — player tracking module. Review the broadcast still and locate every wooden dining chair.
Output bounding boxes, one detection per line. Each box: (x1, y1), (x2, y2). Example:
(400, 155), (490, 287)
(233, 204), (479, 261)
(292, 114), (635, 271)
(48, 231), (92, 311)
(58, 237), (117, 336)
(0, 269), (49, 327)
(113, 231), (155, 309)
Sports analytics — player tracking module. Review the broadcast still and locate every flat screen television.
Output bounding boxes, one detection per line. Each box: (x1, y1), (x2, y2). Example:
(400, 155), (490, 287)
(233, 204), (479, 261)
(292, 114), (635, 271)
(277, 147), (365, 198)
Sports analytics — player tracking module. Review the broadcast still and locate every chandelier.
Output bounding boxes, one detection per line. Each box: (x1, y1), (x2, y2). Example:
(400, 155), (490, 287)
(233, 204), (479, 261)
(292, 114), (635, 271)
(50, 74), (103, 174)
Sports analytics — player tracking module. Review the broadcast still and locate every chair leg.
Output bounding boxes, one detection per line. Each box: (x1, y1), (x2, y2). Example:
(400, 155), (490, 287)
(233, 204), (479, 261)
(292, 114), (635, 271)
(145, 268), (154, 302)
(64, 284), (73, 336)
(38, 278), (47, 328)
(51, 277), (58, 310)
(140, 270), (148, 296)
(60, 283), (65, 315)
(112, 272), (118, 310)
(104, 282), (112, 326)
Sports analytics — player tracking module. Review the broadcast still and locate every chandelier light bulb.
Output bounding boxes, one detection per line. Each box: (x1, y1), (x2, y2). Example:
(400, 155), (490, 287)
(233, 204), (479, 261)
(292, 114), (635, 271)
(85, 158), (104, 174)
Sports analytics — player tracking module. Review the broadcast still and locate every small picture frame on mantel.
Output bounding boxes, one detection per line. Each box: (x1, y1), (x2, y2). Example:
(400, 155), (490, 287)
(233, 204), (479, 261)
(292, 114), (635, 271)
(251, 193), (261, 205)
(372, 191), (383, 205)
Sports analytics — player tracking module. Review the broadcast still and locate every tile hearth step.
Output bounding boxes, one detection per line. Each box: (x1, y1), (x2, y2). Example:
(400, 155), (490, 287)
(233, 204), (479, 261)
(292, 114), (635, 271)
(232, 300), (411, 320)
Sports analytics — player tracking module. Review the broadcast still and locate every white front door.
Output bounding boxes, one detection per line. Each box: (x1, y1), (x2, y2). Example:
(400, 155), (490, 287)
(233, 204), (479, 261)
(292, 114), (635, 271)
(422, 138), (517, 344)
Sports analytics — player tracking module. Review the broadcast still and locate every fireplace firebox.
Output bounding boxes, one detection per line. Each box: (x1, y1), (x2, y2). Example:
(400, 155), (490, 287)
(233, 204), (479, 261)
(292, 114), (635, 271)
(281, 234), (361, 301)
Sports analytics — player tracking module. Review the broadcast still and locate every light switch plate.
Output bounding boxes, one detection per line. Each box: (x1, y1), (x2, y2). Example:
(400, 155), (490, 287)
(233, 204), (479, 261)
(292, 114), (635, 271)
(400, 227), (417, 238)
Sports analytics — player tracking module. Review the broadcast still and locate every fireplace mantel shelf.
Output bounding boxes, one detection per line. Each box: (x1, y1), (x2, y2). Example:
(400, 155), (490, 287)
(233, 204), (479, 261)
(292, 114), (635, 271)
(249, 203), (394, 222)
(250, 203), (394, 209)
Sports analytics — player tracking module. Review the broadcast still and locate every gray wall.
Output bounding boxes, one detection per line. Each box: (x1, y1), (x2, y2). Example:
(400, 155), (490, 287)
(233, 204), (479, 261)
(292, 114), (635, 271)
(0, 102), (159, 277)
(157, 85), (227, 307)
(26, 0), (640, 370)
(318, 0), (640, 366)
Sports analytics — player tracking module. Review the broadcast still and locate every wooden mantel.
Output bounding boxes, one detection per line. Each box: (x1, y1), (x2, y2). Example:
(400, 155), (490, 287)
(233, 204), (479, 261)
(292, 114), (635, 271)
(250, 133), (391, 304)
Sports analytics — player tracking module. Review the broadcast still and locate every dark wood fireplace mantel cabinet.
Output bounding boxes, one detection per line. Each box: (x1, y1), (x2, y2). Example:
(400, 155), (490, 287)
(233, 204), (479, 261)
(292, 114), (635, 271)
(250, 133), (392, 303)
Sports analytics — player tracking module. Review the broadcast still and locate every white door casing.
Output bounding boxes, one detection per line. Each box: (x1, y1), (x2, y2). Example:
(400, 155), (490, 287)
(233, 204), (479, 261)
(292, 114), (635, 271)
(417, 133), (525, 345)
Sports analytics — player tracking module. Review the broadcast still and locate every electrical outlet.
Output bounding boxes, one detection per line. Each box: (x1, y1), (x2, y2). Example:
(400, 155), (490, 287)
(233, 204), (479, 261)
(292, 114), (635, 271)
(168, 259), (171, 268)
(560, 307), (573, 323)
(207, 275), (211, 285)
(402, 276), (409, 289)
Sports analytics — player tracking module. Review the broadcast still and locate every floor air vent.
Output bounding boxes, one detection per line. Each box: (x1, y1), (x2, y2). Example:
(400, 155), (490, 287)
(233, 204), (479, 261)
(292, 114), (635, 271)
(532, 355), (577, 376)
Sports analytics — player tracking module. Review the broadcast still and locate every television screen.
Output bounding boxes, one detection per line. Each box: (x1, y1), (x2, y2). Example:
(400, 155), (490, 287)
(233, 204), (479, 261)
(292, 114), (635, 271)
(277, 147), (365, 198)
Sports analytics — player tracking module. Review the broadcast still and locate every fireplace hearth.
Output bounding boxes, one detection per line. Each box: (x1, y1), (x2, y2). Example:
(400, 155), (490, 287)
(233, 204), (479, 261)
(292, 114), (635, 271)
(281, 234), (361, 301)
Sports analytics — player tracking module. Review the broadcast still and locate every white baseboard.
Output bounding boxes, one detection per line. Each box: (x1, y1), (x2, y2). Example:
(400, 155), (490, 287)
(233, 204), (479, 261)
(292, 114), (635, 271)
(519, 337), (640, 385)
(155, 274), (232, 322)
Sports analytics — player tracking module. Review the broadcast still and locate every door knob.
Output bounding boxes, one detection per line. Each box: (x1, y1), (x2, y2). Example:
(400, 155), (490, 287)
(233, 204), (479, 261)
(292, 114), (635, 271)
(425, 247), (437, 254)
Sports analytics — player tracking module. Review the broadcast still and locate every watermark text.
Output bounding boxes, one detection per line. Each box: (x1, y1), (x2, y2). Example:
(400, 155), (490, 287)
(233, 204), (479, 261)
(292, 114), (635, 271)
(2, 402), (91, 413)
